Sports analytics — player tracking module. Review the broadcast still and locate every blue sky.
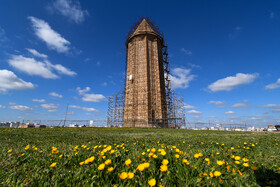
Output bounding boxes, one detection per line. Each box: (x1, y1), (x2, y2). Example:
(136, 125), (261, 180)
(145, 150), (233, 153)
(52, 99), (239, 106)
(0, 0), (279, 127)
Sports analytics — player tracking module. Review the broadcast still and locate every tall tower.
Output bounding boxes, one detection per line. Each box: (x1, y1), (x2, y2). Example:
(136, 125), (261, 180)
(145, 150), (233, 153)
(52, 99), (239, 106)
(123, 18), (167, 127)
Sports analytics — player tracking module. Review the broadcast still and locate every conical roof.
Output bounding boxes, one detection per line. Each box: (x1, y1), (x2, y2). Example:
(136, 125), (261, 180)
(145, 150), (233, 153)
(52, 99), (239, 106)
(126, 18), (163, 43)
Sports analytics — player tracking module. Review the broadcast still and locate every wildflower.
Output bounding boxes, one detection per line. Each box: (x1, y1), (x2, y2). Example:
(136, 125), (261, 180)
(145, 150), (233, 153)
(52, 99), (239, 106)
(217, 160), (224, 166)
(151, 148), (156, 153)
(105, 159), (112, 165)
(20, 153), (25, 156)
(227, 165), (230, 171)
(175, 154), (180, 158)
(8, 149), (13, 153)
(144, 162), (150, 169)
(214, 171), (221, 177)
(209, 172), (213, 178)
(127, 172), (134, 179)
(152, 154), (158, 159)
(98, 163), (105, 171)
(243, 163), (249, 167)
(235, 161), (240, 165)
(160, 165), (168, 172)
(194, 154), (199, 158)
(234, 156), (241, 161)
(107, 167), (114, 172)
(79, 161), (84, 165)
(142, 152), (145, 156)
(216, 152), (220, 155)
(242, 158), (249, 162)
(198, 152), (203, 157)
(201, 142), (204, 145)
(50, 162), (57, 168)
(238, 170), (243, 176)
(231, 147), (234, 150)
(232, 168), (236, 174)
(88, 156), (95, 162)
(205, 158), (210, 162)
(25, 145), (30, 150)
(219, 177), (223, 183)
(125, 159), (132, 166)
(160, 150), (166, 156)
(59, 154), (63, 158)
(137, 164), (145, 171)
(251, 166), (258, 171)
(203, 172), (207, 176)
(120, 172), (128, 180)
(148, 178), (156, 187)
(162, 159), (169, 165)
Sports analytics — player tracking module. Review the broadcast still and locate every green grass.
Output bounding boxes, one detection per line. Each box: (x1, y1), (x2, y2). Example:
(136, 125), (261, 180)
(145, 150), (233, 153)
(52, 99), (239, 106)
(1, 128), (280, 186)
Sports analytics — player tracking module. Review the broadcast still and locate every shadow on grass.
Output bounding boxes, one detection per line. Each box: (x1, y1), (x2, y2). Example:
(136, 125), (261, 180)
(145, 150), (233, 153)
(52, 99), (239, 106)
(255, 168), (280, 186)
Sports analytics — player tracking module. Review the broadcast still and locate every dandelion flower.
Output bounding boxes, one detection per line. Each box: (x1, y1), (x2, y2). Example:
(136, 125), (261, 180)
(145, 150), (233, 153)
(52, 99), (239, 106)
(194, 154), (199, 158)
(105, 159), (112, 165)
(8, 149), (13, 153)
(79, 161), (84, 165)
(160, 165), (168, 172)
(148, 178), (156, 187)
(144, 162), (150, 169)
(59, 154), (63, 158)
(214, 171), (221, 177)
(137, 164), (145, 171)
(127, 172), (134, 179)
(209, 172), (213, 178)
(234, 156), (241, 161)
(98, 163), (105, 171)
(120, 172), (128, 180)
(50, 162), (57, 168)
(243, 163), (249, 167)
(175, 154), (180, 158)
(20, 153), (25, 156)
(125, 159), (132, 166)
(162, 159), (169, 165)
(217, 160), (224, 166)
(25, 145), (30, 150)
(107, 167), (114, 172)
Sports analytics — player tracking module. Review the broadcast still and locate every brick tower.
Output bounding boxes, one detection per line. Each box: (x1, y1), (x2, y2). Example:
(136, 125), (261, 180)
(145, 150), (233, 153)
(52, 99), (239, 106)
(123, 18), (167, 127)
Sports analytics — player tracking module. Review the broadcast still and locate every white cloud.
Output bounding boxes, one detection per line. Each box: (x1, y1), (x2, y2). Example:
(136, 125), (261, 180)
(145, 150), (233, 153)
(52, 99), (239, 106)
(82, 94), (106, 102)
(250, 117), (262, 120)
(69, 105), (98, 112)
(26, 48), (48, 58)
(180, 48), (192, 55)
(183, 103), (196, 109)
(8, 55), (76, 79)
(49, 92), (63, 98)
(258, 104), (280, 108)
(208, 73), (258, 92)
(32, 99), (46, 103)
(231, 103), (250, 108)
(76, 87), (106, 102)
(169, 68), (196, 89)
(208, 101), (225, 105)
(28, 16), (70, 53)
(8, 102), (16, 105)
(76, 87), (90, 95)
(187, 63), (200, 69)
(41, 103), (59, 109)
(0, 69), (34, 93)
(265, 78), (280, 90)
(0, 105), (5, 109)
(10, 105), (33, 111)
(225, 111), (235, 114)
(207, 116), (216, 118)
(52, 0), (89, 24)
(8, 55), (58, 79)
(187, 110), (202, 114)
(47, 62), (76, 76)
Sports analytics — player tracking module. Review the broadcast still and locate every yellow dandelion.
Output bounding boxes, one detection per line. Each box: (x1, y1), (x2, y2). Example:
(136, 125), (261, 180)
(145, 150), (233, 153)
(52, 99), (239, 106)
(125, 159), (132, 166)
(98, 163), (105, 171)
(160, 165), (168, 172)
(50, 162), (57, 168)
(175, 154), (180, 158)
(217, 160), (224, 166)
(151, 148), (156, 153)
(144, 162), (150, 169)
(59, 154), (63, 158)
(235, 161), (240, 165)
(162, 159), (169, 165)
(209, 172), (213, 178)
(107, 167), (114, 172)
(79, 161), (84, 165)
(25, 145), (30, 150)
(234, 156), (241, 161)
(137, 164), (145, 171)
(198, 153), (203, 157)
(20, 153), (25, 156)
(242, 158), (249, 162)
(243, 163), (249, 167)
(214, 171), (221, 177)
(127, 172), (134, 179)
(8, 149), (13, 153)
(194, 154), (199, 158)
(105, 159), (112, 165)
(148, 178), (156, 187)
(119, 172), (128, 180)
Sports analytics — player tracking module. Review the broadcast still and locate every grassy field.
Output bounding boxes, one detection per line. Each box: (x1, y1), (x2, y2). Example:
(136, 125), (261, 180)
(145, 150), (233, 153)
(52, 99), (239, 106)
(1, 128), (280, 186)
